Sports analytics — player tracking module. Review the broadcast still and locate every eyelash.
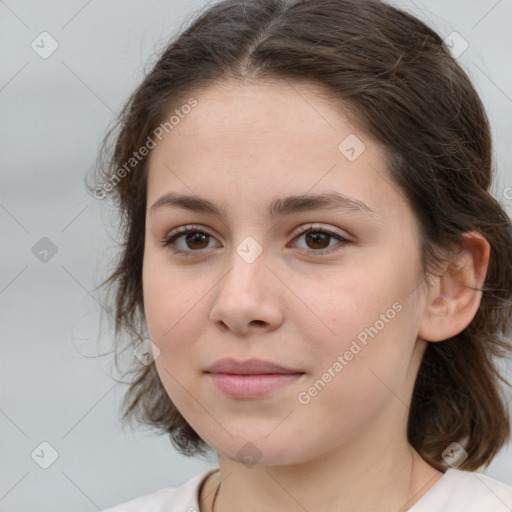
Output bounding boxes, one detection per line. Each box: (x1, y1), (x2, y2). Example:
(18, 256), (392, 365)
(162, 224), (351, 257)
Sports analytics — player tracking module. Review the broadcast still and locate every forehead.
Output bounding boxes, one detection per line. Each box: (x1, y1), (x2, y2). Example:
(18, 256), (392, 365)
(146, 78), (409, 224)
(162, 78), (362, 148)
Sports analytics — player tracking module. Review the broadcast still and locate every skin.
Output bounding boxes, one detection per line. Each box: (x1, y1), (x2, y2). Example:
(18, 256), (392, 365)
(142, 78), (490, 512)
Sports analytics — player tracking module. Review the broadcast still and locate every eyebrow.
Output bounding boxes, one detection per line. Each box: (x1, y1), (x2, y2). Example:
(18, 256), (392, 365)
(149, 191), (377, 219)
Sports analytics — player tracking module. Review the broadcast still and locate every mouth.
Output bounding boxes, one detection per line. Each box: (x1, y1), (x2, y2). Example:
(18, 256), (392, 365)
(204, 358), (305, 399)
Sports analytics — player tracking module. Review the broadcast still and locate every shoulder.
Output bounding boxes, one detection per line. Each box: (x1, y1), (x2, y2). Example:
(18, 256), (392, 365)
(411, 468), (512, 512)
(102, 468), (218, 512)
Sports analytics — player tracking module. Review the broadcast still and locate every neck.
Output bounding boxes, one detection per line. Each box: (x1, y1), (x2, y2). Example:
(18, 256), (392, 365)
(204, 430), (443, 512)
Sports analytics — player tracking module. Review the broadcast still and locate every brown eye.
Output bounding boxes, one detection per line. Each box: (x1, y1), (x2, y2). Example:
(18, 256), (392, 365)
(290, 226), (351, 255)
(304, 231), (331, 250)
(182, 231), (210, 250)
(164, 226), (219, 255)
(163, 224), (351, 258)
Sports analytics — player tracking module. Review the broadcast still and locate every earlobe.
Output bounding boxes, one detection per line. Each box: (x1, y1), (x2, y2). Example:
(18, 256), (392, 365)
(418, 232), (491, 343)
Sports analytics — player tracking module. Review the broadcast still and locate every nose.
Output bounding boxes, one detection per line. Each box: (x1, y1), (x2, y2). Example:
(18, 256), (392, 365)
(209, 246), (285, 336)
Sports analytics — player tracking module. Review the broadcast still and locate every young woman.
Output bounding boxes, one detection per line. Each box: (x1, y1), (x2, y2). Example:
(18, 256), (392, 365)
(92, 0), (512, 510)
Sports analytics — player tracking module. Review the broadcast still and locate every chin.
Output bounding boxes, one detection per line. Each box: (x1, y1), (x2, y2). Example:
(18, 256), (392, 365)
(206, 433), (316, 468)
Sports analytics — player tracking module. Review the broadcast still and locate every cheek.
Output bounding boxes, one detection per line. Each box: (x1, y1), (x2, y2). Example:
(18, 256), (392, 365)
(142, 262), (208, 413)
(302, 263), (405, 345)
(142, 254), (202, 354)
(299, 299), (418, 439)
(303, 255), (421, 391)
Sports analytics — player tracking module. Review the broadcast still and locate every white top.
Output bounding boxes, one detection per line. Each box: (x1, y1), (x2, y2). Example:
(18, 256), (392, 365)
(102, 467), (512, 511)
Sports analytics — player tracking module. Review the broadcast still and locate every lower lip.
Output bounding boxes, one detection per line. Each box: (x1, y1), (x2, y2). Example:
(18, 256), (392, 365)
(207, 373), (304, 398)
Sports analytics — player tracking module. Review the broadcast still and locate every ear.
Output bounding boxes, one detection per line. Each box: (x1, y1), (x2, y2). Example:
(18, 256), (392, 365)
(418, 231), (490, 342)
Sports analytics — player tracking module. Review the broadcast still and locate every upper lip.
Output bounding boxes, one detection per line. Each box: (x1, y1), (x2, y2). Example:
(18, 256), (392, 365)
(205, 358), (304, 375)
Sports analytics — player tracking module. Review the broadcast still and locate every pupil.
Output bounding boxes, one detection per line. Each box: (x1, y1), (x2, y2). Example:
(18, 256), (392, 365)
(187, 232), (208, 249)
(306, 232), (329, 249)
(183, 231), (331, 251)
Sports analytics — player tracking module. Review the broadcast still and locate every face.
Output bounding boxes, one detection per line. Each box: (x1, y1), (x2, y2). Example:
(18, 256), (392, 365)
(142, 78), (429, 467)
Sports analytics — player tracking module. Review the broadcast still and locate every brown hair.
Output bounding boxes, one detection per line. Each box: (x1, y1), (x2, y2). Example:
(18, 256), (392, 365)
(89, 0), (512, 470)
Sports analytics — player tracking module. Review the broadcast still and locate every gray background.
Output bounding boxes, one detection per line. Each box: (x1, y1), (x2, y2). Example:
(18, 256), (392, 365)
(1, 0), (511, 511)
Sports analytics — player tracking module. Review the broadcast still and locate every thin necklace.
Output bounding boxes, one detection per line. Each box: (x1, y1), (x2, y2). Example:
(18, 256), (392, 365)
(211, 481), (221, 512)
(211, 452), (415, 511)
